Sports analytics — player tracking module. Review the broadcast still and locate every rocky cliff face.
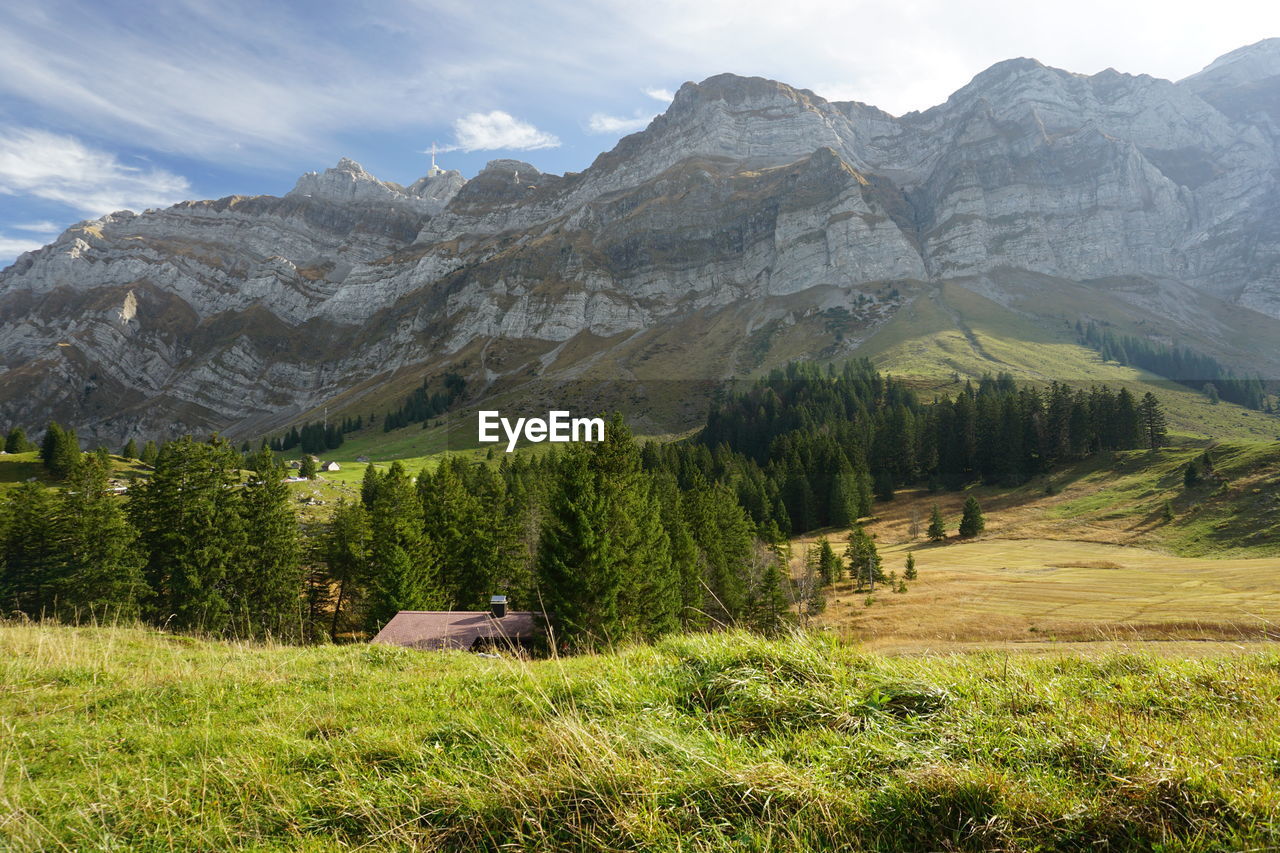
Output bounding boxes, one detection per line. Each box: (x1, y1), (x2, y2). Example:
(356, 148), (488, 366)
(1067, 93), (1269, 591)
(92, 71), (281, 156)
(3, 42), (1280, 443)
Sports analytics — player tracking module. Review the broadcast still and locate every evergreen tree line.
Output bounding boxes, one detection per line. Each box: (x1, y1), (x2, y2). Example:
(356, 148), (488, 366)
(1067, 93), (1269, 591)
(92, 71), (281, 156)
(382, 372), (467, 432)
(270, 420), (347, 455)
(317, 415), (787, 648)
(8, 421), (170, 471)
(687, 360), (1167, 535)
(0, 439), (301, 638)
(1078, 320), (1269, 410)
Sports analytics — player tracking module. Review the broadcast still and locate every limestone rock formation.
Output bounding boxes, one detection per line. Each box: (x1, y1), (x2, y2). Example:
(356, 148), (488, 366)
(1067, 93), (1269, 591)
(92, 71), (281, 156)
(2, 43), (1279, 443)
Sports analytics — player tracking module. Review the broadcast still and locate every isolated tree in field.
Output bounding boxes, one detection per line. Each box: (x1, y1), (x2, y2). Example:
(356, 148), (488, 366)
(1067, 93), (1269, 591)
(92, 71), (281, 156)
(815, 536), (841, 585)
(299, 455), (318, 480)
(904, 551), (917, 580)
(927, 504), (947, 541)
(121, 439), (138, 460)
(845, 526), (880, 590)
(958, 496), (985, 538)
(1183, 460), (1201, 488)
(231, 449), (303, 639)
(5, 427), (32, 453)
(1139, 392), (1167, 449)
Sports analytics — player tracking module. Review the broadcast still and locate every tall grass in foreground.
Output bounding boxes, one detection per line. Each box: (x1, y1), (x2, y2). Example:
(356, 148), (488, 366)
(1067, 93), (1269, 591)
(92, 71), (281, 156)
(2, 623), (1279, 851)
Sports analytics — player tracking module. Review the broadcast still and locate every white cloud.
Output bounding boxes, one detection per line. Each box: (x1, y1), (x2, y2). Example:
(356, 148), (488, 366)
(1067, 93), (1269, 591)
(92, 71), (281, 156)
(0, 128), (190, 216)
(643, 87), (675, 102)
(0, 234), (44, 259)
(453, 111), (560, 151)
(12, 220), (60, 233)
(587, 112), (654, 134)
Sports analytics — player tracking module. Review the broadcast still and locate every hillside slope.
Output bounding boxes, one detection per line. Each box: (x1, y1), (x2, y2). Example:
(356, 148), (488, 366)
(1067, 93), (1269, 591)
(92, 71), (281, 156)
(3, 624), (1279, 851)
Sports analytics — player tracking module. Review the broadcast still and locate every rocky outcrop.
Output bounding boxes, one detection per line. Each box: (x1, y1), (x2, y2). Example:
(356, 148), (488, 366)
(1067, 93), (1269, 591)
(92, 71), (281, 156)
(2, 43), (1280, 443)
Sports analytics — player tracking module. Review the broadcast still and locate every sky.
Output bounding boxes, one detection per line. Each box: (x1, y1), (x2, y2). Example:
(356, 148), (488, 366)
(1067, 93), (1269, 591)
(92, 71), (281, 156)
(1, 0), (1278, 264)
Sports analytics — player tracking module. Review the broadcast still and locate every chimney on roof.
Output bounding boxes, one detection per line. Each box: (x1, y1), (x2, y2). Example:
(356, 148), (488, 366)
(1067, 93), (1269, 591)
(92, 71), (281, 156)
(490, 595), (507, 619)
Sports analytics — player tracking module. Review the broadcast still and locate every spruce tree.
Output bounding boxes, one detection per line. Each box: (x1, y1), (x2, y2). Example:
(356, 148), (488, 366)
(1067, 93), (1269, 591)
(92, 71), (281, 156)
(845, 526), (879, 590)
(904, 551), (917, 580)
(958, 496), (985, 538)
(128, 436), (247, 633)
(231, 449), (303, 639)
(140, 440), (158, 466)
(747, 543), (792, 636)
(40, 422), (79, 478)
(299, 455), (318, 480)
(815, 536), (840, 585)
(5, 427), (32, 454)
(121, 439), (138, 460)
(419, 458), (490, 610)
(1139, 392), (1168, 449)
(320, 498), (371, 639)
(364, 461), (436, 632)
(927, 504), (947, 542)
(536, 446), (619, 648)
(51, 454), (146, 622)
(0, 483), (61, 617)
(595, 416), (677, 641)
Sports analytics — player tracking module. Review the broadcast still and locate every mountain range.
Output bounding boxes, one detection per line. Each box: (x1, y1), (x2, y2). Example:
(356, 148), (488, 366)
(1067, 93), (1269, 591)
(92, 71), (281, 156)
(5, 39), (1280, 444)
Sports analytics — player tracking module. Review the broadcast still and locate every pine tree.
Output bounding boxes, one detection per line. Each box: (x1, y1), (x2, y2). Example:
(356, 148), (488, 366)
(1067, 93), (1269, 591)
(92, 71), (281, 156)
(747, 542), (792, 636)
(299, 455), (318, 480)
(231, 449), (303, 639)
(128, 436), (247, 633)
(39, 421), (79, 478)
(537, 446), (620, 648)
(927, 504), (947, 542)
(121, 439), (138, 460)
(845, 526), (879, 590)
(904, 551), (917, 580)
(1184, 460), (1201, 488)
(419, 458), (490, 610)
(1139, 392), (1168, 449)
(360, 463), (381, 508)
(51, 454), (146, 622)
(815, 536), (841, 585)
(958, 496), (985, 538)
(5, 427), (32, 454)
(320, 499), (371, 640)
(140, 440), (158, 466)
(364, 461), (436, 632)
(0, 482), (61, 617)
(596, 416), (677, 641)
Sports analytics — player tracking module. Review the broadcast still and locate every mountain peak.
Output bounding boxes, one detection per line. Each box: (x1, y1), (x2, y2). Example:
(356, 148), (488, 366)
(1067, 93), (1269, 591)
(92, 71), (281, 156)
(1182, 37), (1280, 92)
(672, 73), (826, 112)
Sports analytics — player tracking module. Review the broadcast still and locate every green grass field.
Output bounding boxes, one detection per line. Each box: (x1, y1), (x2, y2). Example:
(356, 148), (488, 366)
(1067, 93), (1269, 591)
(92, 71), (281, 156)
(3, 624), (1279, 851)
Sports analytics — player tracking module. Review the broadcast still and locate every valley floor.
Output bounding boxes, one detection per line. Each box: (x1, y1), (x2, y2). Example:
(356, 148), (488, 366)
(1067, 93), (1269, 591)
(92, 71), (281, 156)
(792, 441), (1280, 652)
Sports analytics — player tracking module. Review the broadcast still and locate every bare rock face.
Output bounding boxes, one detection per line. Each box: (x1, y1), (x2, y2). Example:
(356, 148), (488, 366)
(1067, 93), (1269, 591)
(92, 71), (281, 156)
(3, 45), (1280, 443)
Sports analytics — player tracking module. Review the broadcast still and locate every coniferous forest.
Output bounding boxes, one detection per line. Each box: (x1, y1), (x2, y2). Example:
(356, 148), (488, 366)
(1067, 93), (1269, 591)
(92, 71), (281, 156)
(0, 361), (1170, 649)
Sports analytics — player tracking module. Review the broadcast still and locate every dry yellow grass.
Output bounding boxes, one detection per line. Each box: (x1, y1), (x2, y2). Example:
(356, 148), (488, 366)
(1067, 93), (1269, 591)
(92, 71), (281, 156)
(792, 476), (1280, 651)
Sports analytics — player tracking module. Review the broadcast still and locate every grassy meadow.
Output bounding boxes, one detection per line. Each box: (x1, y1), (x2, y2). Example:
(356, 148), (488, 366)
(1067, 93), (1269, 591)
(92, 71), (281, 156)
(3, 624), (1280, 851)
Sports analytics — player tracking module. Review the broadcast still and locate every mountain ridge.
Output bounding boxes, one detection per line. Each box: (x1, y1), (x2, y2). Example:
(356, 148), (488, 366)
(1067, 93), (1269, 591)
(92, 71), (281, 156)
(3, 42), (1280, 444)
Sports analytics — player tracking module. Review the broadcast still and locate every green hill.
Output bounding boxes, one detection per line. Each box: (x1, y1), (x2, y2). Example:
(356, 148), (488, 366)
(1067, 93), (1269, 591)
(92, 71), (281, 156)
(3, 623), (1279, 851)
